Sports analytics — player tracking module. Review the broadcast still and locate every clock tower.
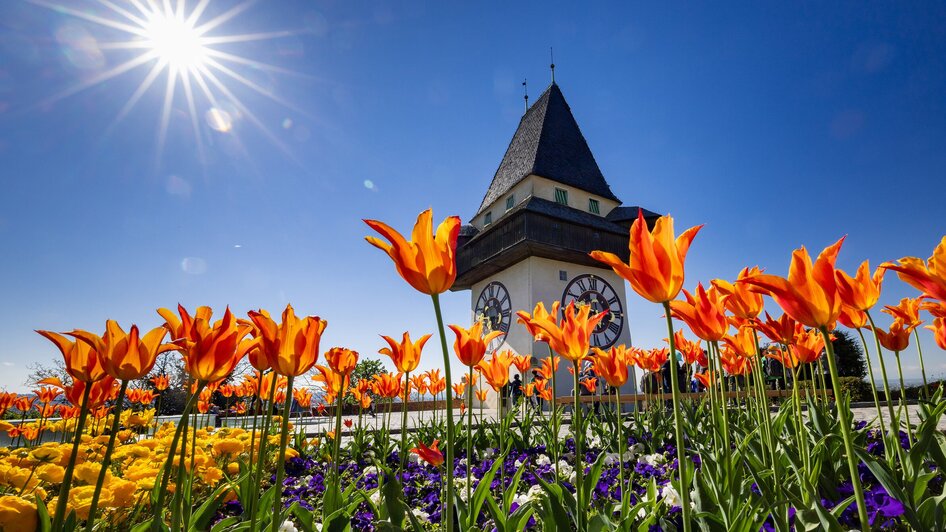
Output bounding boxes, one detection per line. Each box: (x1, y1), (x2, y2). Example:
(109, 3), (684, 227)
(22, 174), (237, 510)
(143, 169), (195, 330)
(452, 82), (658, 407)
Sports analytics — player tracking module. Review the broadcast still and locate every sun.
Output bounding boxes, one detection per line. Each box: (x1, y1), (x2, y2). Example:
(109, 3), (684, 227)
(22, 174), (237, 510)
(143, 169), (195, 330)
(33, 0), (299, 167)
(142, 10), (208, 71)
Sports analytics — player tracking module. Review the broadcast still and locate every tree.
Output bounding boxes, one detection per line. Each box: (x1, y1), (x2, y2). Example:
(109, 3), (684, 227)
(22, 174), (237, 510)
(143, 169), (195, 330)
(351, 358), (385, 388)
(831, 329), (867, 379)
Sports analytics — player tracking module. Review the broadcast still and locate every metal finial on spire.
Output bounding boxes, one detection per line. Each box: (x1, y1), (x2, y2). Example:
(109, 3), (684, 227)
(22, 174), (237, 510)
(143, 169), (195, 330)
(550, 47), (555, 83)
(522, 78), (528, 113)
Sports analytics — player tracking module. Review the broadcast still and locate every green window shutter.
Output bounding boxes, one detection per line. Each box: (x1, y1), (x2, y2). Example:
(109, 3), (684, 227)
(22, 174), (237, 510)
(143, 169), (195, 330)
(588, 198), (600, 214)
(554, 188), (568, 205)
(506, 195), (514, 210)
(484, 212), (492, 225)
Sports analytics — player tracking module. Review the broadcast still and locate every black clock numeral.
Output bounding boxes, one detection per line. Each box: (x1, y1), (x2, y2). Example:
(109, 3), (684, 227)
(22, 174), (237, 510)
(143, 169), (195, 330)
(589, 277), (598, 291)
(608, 321), (621, 334)
(608, 295), (618, 305)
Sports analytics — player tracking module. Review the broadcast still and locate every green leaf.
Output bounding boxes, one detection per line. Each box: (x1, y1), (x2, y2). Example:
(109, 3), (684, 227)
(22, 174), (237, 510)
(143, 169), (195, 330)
(35, 495), (52, 532)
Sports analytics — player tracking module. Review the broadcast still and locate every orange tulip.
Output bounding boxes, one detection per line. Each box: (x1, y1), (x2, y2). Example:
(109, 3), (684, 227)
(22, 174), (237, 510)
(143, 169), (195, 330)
(35, 387), (62, 405)
(752, 312), (800, 346)
(668, 330), (707, 367)
(462, 372), (480, 386)
(881, 236), (946, 302)
(476, 350), (514, 392)
(528, 301), (608, 363)
(590, 345), (630, 387)
(313, 364), (350, 403)
(835, 260), (885, 311)
(635, 347), (669, 373)
(325, 347), (358, 377)
(364, 209), (462, 295)
(452, 382), (466, 397)
(740, 238), (845, 329)
(474, 388), (488, 403)
(247, 305), (326, 377)
(379, 332), (431, 373)
(721, 326), (756, 358)
(449, 322), (502, 367)
(838, 306), (868, 329)
(36, 330), (106, 383)
(921, 299), (946, 319)
(512, 354), (533, 375)
(410, 440), (445, 467)
(293, 388), (313, 409)
(516, 301), (561, 343)
(712, 267), (765, 319)
(158, 306), (251, 383)
(590, 210), (703, 304)
(579, 377), (597, 393)
(150, 374), (170, 391)
(14, 396), (35, 413)
(693, 371), (717, 389)
(872, 319), (917, 352)
(373, 372), (403, 399)
(765, 346), (800, 370)
(669, 283), (730, 342)
(410, 374), (429, 397)
(882, 297), (924, 327)
(926, 318), (946, 350)
(536, 356), (560, 380)
(534, 379), (552, 401)
(258, 372), (289, 402)
(719, 348), (750, 376)
(791, 328), (827, 365)
(522, 383), (535, 397)
(70, 321), (175, 381)
(39, 376), (117, 409)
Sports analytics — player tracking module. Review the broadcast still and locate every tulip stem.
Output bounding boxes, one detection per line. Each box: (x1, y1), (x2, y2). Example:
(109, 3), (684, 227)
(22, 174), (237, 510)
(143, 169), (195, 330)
(400, 370), (410, 473)
(892, 352), (915, 446)
(249, 374), (278, 532)
(914, 329), (929, 400)
(663, 302), (692, 532)
(855, 329), (889, 461)
(272, 374), (294, 532)
(431, 293), (456, 531)
(467, 364), (474, 517)
(865, 311), (903, 465)
(152, 381), (204, 531)
(819, 326), (870, 531)
(52, 381), (92, 532)
(572, 364), (584, 532)
(86, 379), (128, 531)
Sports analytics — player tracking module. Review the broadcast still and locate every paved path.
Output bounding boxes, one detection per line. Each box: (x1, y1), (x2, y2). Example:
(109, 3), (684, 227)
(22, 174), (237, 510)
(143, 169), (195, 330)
(219, 403), (946, 438)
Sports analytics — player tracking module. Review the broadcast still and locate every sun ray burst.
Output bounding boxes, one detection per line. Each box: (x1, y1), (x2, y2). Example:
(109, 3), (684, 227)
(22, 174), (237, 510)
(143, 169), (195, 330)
(31, 0), (302, 169)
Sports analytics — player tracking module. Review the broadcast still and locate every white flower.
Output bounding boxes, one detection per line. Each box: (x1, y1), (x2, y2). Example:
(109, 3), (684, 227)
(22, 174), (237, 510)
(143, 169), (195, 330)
(512, 492), (531, 507)
(364, 466), (378, 476)
(630, 443), (645, 455)
(514, 459), (523, 468)
(412, 508), (430, 522)
(640, 453), (665, 466)
(535, 454), (551, 467)
(587, 435), (602, 448)
(660, 485), (682, 507)
(454, 477), (470, 502)
(603, 453), (620, 466)
(278, 522), (298, 532)
(369, 490), (381, 506)
(527, 484), (544, 500)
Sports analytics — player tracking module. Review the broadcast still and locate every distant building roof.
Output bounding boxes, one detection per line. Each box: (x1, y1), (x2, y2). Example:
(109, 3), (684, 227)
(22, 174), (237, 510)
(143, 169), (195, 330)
(474, 83), (620, 217)
(605, 206), (661, 224)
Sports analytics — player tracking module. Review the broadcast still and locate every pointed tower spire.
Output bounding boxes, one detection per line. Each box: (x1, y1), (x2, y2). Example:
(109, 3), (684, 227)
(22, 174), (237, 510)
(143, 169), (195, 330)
(475, 84), (619, 216)
(550, 47), (555, 84)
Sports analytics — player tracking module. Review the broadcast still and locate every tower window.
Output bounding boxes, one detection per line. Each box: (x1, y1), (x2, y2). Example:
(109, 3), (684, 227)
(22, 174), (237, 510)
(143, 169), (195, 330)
(484, 212), (492, 226)
(588, 198), (600, 214)
(554, 188), (568, 205)
(506, 195), (515, 211)
(559, 270), (568, 281)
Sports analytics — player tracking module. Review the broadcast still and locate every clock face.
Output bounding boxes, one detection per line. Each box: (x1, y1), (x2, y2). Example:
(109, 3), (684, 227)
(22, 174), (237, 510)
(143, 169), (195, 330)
(561, 273), (624, 349)
(474, 281), (511, 353)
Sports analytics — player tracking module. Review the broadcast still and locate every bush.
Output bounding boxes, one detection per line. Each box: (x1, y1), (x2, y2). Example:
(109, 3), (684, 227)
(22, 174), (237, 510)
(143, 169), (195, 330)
(838, 376), (872, 402)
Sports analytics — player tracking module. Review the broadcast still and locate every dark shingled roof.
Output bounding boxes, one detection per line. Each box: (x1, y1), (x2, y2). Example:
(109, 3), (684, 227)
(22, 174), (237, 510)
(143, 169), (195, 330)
(605, 206), (661, 223)
(474, 83), (620, 217)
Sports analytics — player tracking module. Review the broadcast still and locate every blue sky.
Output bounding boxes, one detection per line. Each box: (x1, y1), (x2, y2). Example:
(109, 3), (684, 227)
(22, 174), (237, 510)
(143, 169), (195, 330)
(1, 1), (944, 392)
